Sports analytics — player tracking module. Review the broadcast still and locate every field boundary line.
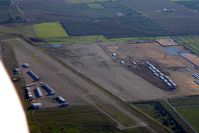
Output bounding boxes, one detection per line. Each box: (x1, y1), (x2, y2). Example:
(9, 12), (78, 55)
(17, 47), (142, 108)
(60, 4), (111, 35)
(165, 100), (197, 133)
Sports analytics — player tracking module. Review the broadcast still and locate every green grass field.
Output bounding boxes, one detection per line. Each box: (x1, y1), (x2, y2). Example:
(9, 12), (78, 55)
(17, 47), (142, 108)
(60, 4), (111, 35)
(173, 36), (199, 55)
(169, 96), (199, 107)
(133, 101), (192, 133)
(169, 96), (199, 132)
(33, 22), (68, 39)
(32, 106), (149, 133)
(177, 107), (199, 132)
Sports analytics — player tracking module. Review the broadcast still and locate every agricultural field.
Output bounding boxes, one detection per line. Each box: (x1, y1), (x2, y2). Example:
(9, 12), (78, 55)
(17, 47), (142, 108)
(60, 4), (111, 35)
(67, 0), (116, 4)
(0, 0), (11, 6)
(61, 0), (167, 38)
(177, 107), (199, 133)
(34, 106), (149, 133)
(173, 36), (199, 55)
(121, 0), (199, 35)
(174, 0), (199, 12)
(33, 22), (68, 39)
(17, 0), (199, 37)
(169, 96), (199, 132)
(0, 2), (23, 23)
(133, 101), (187, 132)
(33, 106), (120, 133)
(18, 0), (168, 38)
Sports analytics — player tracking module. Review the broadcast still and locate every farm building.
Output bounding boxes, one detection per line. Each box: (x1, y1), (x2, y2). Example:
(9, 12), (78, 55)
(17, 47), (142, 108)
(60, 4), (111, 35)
(27, 70), (40, 81)
(41, 83), (56, 95)
(35, 87), (43, 97)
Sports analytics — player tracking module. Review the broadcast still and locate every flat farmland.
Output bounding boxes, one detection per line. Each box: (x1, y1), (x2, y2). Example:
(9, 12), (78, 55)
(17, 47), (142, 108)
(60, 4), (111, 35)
(121, 0), (197, 16)
(19, 0), (168, 38)
(177, 107), (199, 132)
(0, 0), (11, 6)
(155, 16), (199, 35)
(169, 96), (199, 133)
(33, 106), (120, 133)
(66, 0), (116, 4)
(0, 3), (23, 23)
(33, 22), (68, 39)
(174, 0), (199, 12)
(18, 0), (86, 22)
(61, 1), (167, 38)
(121, 0), (199, 35)
(34, 106), (149, 133)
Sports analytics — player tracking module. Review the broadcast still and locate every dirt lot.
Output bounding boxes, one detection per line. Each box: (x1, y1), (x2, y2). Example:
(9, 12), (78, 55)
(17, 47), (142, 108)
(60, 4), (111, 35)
(180, 53), (199, 68)
(46, 42), (180, 102)
(101, 42), (199, 97)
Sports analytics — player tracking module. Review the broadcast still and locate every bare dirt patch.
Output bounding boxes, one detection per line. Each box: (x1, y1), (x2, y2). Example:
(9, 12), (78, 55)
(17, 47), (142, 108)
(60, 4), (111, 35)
(46, 42), (175, 102)
(101, 42), (199, 97)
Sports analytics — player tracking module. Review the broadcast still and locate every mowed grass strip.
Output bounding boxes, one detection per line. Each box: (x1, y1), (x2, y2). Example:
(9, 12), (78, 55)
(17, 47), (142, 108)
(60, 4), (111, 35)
(177, 107), (199, 132)
(33, 22), (68, 39)
(87, 95), (137, 127)
(34, 106), (121, 133)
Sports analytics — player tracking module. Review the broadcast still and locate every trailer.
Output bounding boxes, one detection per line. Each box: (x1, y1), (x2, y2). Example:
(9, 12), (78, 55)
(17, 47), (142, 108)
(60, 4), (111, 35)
(112, 53), (116, 57)
(159, 76), (164, 80)
(56, 96), (66, 103)
(35, 87), (43, 97)
(25, 87), (33, 99)
(21, 63), (30, 68)
(154, 73), (159, 77)
(60, 102), (69, 107)
(194, 80), (199, 85)
(31, 103), (42, 109)
(27, 70), (40, 81)
(193, 74), (199, 80)
(41, 83), (56, 95)
(120, 60), (125, 64)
